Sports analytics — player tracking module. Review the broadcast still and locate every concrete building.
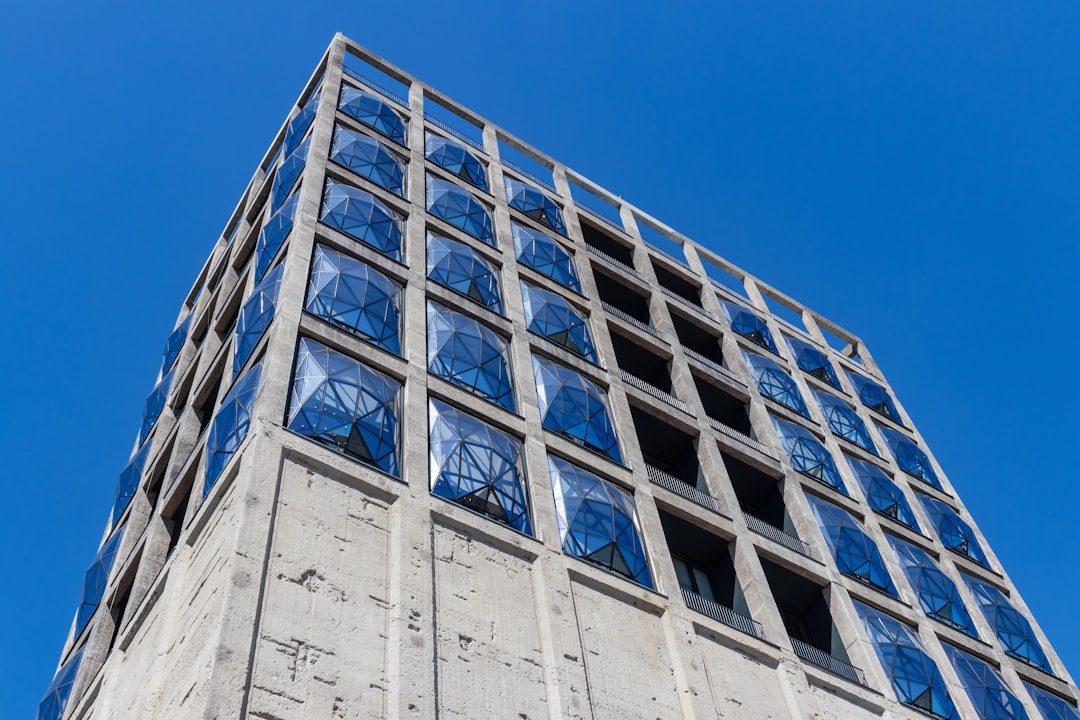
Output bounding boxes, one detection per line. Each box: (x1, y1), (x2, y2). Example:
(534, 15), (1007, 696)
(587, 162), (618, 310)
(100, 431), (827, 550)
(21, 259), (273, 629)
(38, 33), (1079, 720)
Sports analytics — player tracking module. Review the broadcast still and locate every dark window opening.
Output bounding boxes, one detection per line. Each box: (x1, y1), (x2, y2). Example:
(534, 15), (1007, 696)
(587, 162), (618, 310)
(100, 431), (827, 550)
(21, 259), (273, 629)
(654, 263), (702, 307)
(165, 487), (193, 560)
(660, 511), (748, 614)
(108, 582), (132, 651)
(194, 374), (224, 438)
(722, 452), (790, 532)
(582, 221), (634, 266)
(695, 376), (753, 436)
(760, 558), (847, 661)
(671, 314), (724, 365)
(610, 332), (672, 393)
(631, 407), (699, 488)
(594, 268), (651, 326)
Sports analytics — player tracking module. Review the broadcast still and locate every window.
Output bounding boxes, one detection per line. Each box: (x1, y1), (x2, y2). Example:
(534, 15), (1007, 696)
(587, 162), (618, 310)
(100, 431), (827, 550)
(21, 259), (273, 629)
(878, 426), (941, 489)
(305, 244), (401, 354)
(270, 135), (310, 210)
(847, 457), (919, 529)
(283, 87), (321, 155)
(111, 442), (151, 526)
(426, 175), (495, 245)
(944, 644), (1029, 720)
(329, 125), (406, 196)
(847, 371), (902, 423)
(320, 179), (404, 261)
(427, 302), (515, 411)
(425, 132), (488, 191)
(806, 496), (896, 595)
(428, 399), (530, 534)
(512, 222), (580, 292)
(286, 338), (401, 477)
(36, 644), (85, 720)
(520, 281), (597, 362)
(426, 232), (502, 313)
(815, 391), (875, 453)
(137, 368), (175, 446)
(1024, 682), (1080, 720)
(744, 351), (808, 416)
(204, 362), (263, 496)
(504, 177), (566, 235)
(532, 355), (621, 463)
(854, 601), (960, 719)
(159, 314), (192, 377)
(889, 537), (977, 636)
(918, 495), (990, 567)
(965, 575), (1052, 673)
(338, 85), (407, 145)
(73, 526), (126, 638)
(772, 417), (844, 490)
(233, 264), (284, 377)
(721, 301), (778, 353)
(255, 193), (300, 281)
(548, 454), (651, 587)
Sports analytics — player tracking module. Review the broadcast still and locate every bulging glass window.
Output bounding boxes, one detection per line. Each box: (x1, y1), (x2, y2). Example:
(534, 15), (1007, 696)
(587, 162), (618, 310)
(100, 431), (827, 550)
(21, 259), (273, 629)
(1024, 682), (1080, 720)
(532, 355), (621, 463)
(945, 644), (1030, 720)
(847, 456), (919, 529)
(305, 245), (401, 354)
(73, 526), (126, 638)
(878, 426), (941, 489)
(847, 371), (902, 423)
(425, 132), (488, 191)
(112, 442), (151, 526)
(771, 417), (845, 491)
(744, 351), (808, 416)
(520, 281), (596, 362)
(512, 222), (580, 292)
(427, 302), (515, 411)
(786, 336), (840, 386)
(338, 85), (407, 145)
(919, 495), (990, 567)
(966, 575), (1052, 673)
(722, 301), (778, 353)
(426, 232), (502, 313)
(37, 645), (85, 720)
(329, 125), (406, 196)
(815, 391), (876, 453)
(255, 193), (300, 282)
(320, 179), (404, 261)
(159, 314), (192, 378)
(233, 264), (284, 378)
(504, 177), (566, 235)
(204, 362), (263, 496)
(271, 136), (310, 210)
(889, 537), (977, 636)
(137, 368), (175, 446)
(283, 87), (321, 155)
(426, 175), (495, 245)
(806, 496), (895, 595)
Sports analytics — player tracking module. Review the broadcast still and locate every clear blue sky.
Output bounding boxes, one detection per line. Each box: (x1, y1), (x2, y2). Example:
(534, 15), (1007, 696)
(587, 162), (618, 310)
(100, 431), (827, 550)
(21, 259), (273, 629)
(2, 1), (1078, 715)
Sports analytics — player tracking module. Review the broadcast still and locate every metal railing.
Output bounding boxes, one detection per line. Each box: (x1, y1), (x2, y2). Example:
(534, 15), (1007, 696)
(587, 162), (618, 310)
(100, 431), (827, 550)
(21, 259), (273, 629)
(743, 513), (815, 559)
(644, 239), (691, 269)
(708, 418), (775, 459)
(574, 199), (624, 231)
(773, 314), (816, 342)
(423, 112), (484, 151)
(659, 286), (710, 317)
(602, 302), (661, 338)
(682, 348), (746, 386)
(682, 588), (764, 640)
(341, 67), (409, 108)
(586, 245), (641, 278)
(645, 464), (720, 514)
(620, 371), (688, 413)
(789, 637), (867, 686)
(502, 158), (556, 191)
(709, 276), (748, 302)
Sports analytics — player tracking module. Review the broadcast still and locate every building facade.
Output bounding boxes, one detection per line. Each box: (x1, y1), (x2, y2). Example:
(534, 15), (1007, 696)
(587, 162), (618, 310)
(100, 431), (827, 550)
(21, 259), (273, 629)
(38, 33), (1079, 720)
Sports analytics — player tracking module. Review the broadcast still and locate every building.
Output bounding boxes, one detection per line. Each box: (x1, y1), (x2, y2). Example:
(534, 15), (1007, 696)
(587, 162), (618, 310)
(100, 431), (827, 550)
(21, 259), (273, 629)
(37, 32), (1079, 720)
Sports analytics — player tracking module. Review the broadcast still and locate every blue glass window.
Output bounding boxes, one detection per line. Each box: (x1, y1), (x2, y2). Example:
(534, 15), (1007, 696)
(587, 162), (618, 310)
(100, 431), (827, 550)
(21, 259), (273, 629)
(305, 245), (401, 354)
(37, 645), (84, 720)
(320, 179), (404, 261)
(426, 232), (502, 313)
(137, 368), (175, 446)
(889, 537), (978, 635)
(919, 495), (990, 566)
(722, 301), (778, 353)
(426, 175), (495, 245)
(945, 644), (1030, 720)
(283, 87), (321, 155)
(204, 362), (262, 496)
(966, 575), (1051, 672)
(425, 132), (488, 191)
(427, 302), (515, 410)
(112, 442), (151, 526)
(338, 85), (407, 145)
(159, 314), (192, 377)
(73, 526), (125, 638)
(815, 391), (876, 453)
(848, 371), (902, 423)
(854, 601), (960, 720)
(771, 417), (845, 491)
(287, 338), (401, 477)
(786, 336), (840, 386)
(329, 125), (406, 196)
(1025, 683), (1080, 720)
(878, 426), (941, 489)
(504, 177), (566, 235)
(270, 136), (310, 210)
(847, 457), (919, 529)
(429, 399), (530, 533)
(549, 455), (651, 587)
(255, 192), (300, 281)
(744, 351), (808, 416)
(233, 264), (283, 377)
(807, 496), (895, 595)
(512, 222), (581, 292)
(520, 281), (596, 362)
(533, 355), (621, 463)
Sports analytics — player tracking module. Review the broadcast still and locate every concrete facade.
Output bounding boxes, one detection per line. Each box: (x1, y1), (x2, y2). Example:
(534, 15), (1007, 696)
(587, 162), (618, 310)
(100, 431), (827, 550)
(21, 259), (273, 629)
(41, 34), (1078, 720)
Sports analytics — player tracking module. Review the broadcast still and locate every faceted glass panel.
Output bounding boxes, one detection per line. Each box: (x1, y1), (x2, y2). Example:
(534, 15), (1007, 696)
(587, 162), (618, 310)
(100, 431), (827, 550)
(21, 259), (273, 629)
(722, 301), (778, 353)
(533, 355), (621, 462)
(786, 336), (840, 386)
(37, 645), (84, 720)
(283, 87), (320, 155)
(966, 575), (1051, 672)
(426, 175), (495, 245)
(204, 362), (263, 496)
(848, 371), (902, 423)
(338, 85), (407, 144)
(772, 417), (845, 491)
(847, 457), (919, 529)
(504, 177), (566, 235)
(889, 537), (977, 635)
(520, 281), (597, 362)
(425, 132), (488, 191)
(815, 391), (876, 453)
(320, 179), (404, 261)
(305, 245), (401, 354)
(429, 399), (530, 534)
(549, 455), (652, 587)
(879, 426), (941, 489)
(270, 136), (310, 210)
(234, 264), (283, 377)
(512, 222), (581, 292)
(807, 496), (896, 595)
(1025, 683), (1080, 720)
(855, 600), (960, 720)
(159, 314), (192, 378)
(426, 302), (514, 411)
(745, 351), (808, 416)
(137, 368), (175, 446)
(918, 495), (990, 567)
(426, 232), (502, 313)
(287, 338), (401, 477)
(255, 192), (300, 281)
(73, 526), (125, 639)
(329, 125), (406, 196)
(945, 644), (1030, 720)
(112, 442), (151, 526)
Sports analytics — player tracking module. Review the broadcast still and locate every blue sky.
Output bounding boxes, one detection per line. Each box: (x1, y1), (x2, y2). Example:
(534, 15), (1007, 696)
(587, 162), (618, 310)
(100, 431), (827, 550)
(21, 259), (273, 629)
(2, 1), (1078, 715)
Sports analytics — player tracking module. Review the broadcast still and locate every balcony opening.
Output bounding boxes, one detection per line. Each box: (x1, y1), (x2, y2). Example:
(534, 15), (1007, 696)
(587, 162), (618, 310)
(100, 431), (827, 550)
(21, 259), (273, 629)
(594, 269), (652, 327)
(695, 377), (753, 436)
(760, 558), (854, 672)
(671, 314), (724, 365)
(426, 95), (484, 151)
(631, 407), (699, 487)
(194, 374), (224, 438)
(108, 579), (132, 652)
(165, 486), (193, 560)
(722, 452), (787, 528)
(654, 263), (703, 307)
(611, 332), (672, 394)
(582, 221), (635, 267)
